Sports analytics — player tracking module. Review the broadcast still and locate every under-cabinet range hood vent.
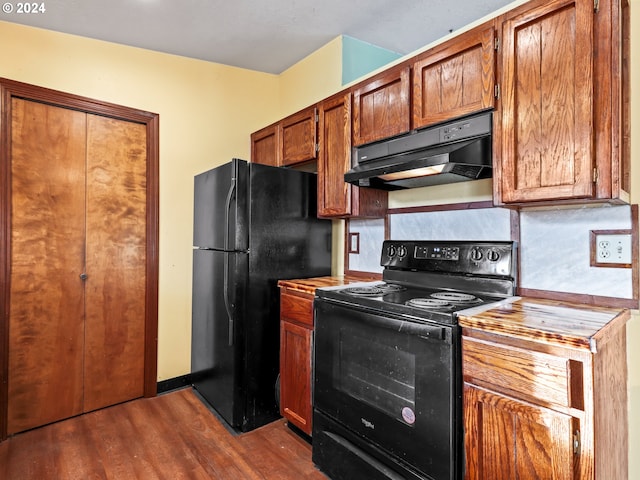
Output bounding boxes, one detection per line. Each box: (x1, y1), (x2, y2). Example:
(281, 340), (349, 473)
(345, 111), (493, 191)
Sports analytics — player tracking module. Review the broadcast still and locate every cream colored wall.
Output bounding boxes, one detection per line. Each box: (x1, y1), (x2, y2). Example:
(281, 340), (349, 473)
(0, 20), (281, 382)
(278, 36), (343, 118)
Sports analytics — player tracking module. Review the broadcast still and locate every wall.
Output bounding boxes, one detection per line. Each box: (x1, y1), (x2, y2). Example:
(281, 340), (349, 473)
(277, 36), (342, 120)
(342, 36), (402, 85)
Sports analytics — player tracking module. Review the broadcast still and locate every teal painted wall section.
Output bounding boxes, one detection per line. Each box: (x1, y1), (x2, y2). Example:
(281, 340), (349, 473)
(342, 35), (402, 85)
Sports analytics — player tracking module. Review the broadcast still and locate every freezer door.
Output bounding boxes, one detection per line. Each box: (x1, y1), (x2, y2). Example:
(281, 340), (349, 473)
(193, 159), (248, 251)
(191, 248), (246, 427)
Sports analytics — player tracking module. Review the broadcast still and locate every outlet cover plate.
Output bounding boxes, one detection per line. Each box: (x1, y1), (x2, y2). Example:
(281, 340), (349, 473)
(590, 230), (633, 268)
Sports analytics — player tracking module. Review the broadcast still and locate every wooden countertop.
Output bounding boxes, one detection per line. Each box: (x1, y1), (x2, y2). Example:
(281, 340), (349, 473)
(458, 297), (630, 352)
(278, 278), (630, 352)
(277, 275), (379, 295)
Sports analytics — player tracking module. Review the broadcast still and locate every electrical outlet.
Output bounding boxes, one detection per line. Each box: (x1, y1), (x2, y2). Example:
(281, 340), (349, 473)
(595, 233), (632, 264)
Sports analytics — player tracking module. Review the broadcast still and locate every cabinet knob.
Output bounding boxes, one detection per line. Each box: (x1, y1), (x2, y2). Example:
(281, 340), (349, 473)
(79, 273), (88, 281)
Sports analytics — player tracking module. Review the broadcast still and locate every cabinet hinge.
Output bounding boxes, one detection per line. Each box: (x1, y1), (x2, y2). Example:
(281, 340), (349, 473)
(593, 167), (599, 183)
(315, 112), (319, 123)
(573, 430), (581, 454)
(494, 36), (500, 51)
(494, 84), (500, 99)
(315, 143), (319, 153)
(594, 0), (600, 12)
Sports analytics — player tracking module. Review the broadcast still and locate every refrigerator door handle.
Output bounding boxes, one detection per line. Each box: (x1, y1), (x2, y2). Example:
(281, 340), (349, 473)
(223, 173), (237, 251)
(223, 167), (237, 346)
(223, 252), (234, 346)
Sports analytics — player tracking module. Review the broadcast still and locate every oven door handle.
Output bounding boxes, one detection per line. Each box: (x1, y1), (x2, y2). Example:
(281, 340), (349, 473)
(354, 307), (450, 343)
(316, 298), (453, 343)
(396, 320), (449, 342)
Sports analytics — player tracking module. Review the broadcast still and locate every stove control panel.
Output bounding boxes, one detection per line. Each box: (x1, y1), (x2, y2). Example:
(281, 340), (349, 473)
(381, 240), (516, 278)
(414, 245), (459, 261)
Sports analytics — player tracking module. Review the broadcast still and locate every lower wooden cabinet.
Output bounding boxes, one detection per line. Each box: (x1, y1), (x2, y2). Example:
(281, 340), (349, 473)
(462, 326), (628, 480)
(279, 287), (314, 435)
(464, 384), (576, 480)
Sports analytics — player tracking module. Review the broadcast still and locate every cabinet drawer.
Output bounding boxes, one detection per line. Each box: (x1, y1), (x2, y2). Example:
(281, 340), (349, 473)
(462, 337), (577, 409)
(280, 291), (314, 327)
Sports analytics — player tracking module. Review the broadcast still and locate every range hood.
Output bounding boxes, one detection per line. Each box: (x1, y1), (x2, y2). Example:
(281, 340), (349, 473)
(345, 111), (493, 191)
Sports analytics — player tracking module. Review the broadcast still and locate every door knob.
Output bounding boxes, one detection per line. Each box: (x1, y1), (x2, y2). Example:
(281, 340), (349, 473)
(79, 273), (88, 280)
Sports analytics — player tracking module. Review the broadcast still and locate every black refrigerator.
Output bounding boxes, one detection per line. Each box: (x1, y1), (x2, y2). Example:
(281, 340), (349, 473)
(191, 158), (332, 432)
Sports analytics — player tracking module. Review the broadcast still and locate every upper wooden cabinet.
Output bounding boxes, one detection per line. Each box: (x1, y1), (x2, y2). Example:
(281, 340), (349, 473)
(317, 93), (387, 218)
(252, 0), (629, 208)
(250, 123), (280, 167)
(352, 66), (411, 146)
(495, 0), (629, 205)
(250, 106), (317, 167)
(413, 23), (496, 130)
(281, 106), (318, 166)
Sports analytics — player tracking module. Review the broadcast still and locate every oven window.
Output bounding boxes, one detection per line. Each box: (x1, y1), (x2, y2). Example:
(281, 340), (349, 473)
(335, 330), (416, 423)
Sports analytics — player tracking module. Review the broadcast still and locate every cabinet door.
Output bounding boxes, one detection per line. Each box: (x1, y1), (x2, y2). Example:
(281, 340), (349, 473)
(281, 107), (317, 166)
(464, 384), (576, 480)
(84, 115), (147, 412)
(353, 67), (410, 146)
(317, 93), (387, 218)
(413, 24), (496, 129)
(280, 320), (313, 435)
(499, 0), (594, 203)
(8, 99), (87, 434)
(251, 123), (280, 166)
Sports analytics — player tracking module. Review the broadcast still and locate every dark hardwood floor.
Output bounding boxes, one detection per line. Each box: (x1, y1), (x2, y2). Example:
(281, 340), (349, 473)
(0, 387), (328, 479)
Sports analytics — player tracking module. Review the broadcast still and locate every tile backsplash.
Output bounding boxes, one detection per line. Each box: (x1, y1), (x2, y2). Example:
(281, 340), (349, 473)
(347, 204), (635, 301)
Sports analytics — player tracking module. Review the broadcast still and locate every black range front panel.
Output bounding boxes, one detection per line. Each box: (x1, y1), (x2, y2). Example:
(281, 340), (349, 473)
(313, 298), (462, 480)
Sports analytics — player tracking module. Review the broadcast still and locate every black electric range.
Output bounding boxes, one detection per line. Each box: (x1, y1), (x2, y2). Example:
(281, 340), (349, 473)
(312, 240), (518, 480)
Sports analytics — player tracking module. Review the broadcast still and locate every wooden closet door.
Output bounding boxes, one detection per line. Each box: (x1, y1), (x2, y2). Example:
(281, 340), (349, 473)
(8, 99), (87, 434)
(83, 115), (147, 412)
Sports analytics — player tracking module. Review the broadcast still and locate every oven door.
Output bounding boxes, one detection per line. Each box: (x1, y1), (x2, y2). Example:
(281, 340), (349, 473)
(313, 297), (460, 480)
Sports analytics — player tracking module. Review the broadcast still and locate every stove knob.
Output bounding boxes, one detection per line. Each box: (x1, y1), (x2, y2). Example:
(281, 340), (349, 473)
(470, 247), (483, 262)
(387, 245), (397, 257)
(397, 245), (407, 258)
(487, 249), (501, 262)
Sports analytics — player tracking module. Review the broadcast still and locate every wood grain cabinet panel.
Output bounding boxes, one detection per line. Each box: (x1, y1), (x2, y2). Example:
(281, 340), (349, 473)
(353, 66), (410, 146)
(413, 23), (496, 129)
(281, 107), (317, 166)
(317, 93), (387, 218)
(462, 321), (628, 480)
(462, 337), (573, 409)
(499, 0), (595, 203)
(280, 290), (314, 327)
(496, 0), (629, 205)
(251, 123), (280, 167)
(279, 288), (314, 435)
(464, 384), (576, 480)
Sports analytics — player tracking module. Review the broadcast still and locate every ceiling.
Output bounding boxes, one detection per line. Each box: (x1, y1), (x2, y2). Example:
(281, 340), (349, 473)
(0, 0), (514, 74)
